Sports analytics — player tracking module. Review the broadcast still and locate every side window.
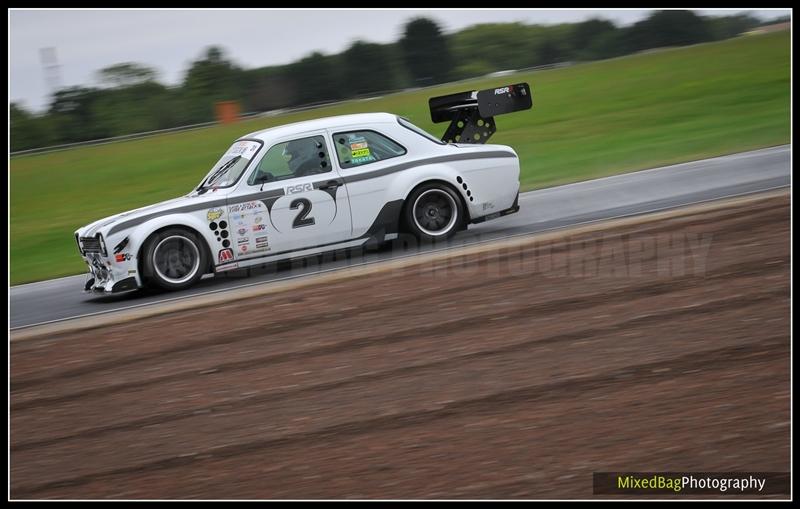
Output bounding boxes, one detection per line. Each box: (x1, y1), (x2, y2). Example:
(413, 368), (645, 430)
(333, 130), (406, 169)
(248, 135), (331, 185)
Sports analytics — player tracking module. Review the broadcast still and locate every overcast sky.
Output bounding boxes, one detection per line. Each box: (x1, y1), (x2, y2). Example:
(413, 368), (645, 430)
(9, 8), (790, 113)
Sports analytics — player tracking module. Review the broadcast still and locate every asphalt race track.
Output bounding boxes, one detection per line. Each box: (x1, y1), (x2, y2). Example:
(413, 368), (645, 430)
(10, 145), (790, 330)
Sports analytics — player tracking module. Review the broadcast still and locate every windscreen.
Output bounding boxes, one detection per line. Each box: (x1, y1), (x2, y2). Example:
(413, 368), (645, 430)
(199, 139), (262, 189)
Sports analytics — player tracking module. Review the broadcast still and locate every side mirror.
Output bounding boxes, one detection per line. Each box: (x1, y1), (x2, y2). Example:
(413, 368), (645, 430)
(255, 172), (275, 184)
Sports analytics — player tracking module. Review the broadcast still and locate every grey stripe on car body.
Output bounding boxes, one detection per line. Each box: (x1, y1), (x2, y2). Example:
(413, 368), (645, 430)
(106, 150), (515, 237)
(107, 198), (229, 236)
(339, 150), (515, 184)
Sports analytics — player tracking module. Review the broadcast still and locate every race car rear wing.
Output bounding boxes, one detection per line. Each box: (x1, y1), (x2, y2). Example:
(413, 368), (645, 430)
(428, 82), (532, 144)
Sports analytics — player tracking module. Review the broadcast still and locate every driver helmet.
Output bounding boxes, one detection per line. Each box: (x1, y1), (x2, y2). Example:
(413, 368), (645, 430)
(282, 139), (320, 170)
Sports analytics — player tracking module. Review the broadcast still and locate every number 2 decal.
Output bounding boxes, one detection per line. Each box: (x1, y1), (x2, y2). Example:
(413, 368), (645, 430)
(290, 198), (315, 228)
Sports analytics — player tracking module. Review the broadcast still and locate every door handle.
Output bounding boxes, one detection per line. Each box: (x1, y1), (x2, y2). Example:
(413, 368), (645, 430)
(318, 179), (343, 190)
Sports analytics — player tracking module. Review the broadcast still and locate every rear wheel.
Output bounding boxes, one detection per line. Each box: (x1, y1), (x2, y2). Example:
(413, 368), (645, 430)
(142, 228), (208, 291)
(403, 183), (464, 243)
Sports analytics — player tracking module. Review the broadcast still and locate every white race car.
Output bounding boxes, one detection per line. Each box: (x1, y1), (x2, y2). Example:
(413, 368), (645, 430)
(75, 83), (532, 292)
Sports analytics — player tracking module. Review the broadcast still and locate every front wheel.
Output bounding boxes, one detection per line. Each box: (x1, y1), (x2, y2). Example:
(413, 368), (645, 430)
(142, 228), (208, 291)
(403, 183), (464, 243)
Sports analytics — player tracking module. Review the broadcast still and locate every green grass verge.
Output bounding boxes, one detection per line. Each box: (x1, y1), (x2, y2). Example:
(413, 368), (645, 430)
(10, 31), (790, 284)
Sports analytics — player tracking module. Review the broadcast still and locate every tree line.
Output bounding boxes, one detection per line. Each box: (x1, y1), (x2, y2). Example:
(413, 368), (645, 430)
(11, 11), (774, 152)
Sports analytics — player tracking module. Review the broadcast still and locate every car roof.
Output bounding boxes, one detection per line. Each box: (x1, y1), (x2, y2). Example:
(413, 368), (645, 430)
(240, 112), (400, 142)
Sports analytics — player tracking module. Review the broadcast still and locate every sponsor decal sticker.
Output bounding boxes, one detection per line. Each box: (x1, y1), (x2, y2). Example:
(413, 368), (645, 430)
(231, 142), (247, 154)
(115, 253), (132, 263)
(207, 208), (224, 221)
(237, 237), (249, 244)
(238, 227), (248, 235)
(347, 135), (375, 164)
(255, 235), (269, 251)
(218, 248), (234, 264)
(223, 140), (260, 159)
(216, 262), (239, 272)
(252, 224), (266, 232)
(228, 201), (262, 213)
(254, 216), (263, 224)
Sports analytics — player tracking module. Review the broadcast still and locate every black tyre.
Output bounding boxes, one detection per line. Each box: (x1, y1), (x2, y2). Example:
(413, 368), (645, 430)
(403, 182), (464, 242)
(142, 228), (208, 291)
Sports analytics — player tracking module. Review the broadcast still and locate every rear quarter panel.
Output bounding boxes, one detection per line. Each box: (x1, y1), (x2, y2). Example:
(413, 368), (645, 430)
(340, 125), (520, 236)
(455, 146), (520, 219)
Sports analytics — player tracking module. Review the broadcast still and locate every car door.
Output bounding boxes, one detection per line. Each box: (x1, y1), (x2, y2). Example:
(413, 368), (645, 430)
(226, 132), (352, 259)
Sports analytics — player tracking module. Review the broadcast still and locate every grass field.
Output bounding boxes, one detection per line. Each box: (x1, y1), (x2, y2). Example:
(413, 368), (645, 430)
(10, 31), (790, 284)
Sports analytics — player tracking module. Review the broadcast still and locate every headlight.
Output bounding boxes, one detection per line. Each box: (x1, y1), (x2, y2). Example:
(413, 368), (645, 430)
(98, 234), (108, 256)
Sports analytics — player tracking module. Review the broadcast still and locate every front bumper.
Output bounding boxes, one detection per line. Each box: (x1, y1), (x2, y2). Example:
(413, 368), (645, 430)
(82, 252), (141, 293)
